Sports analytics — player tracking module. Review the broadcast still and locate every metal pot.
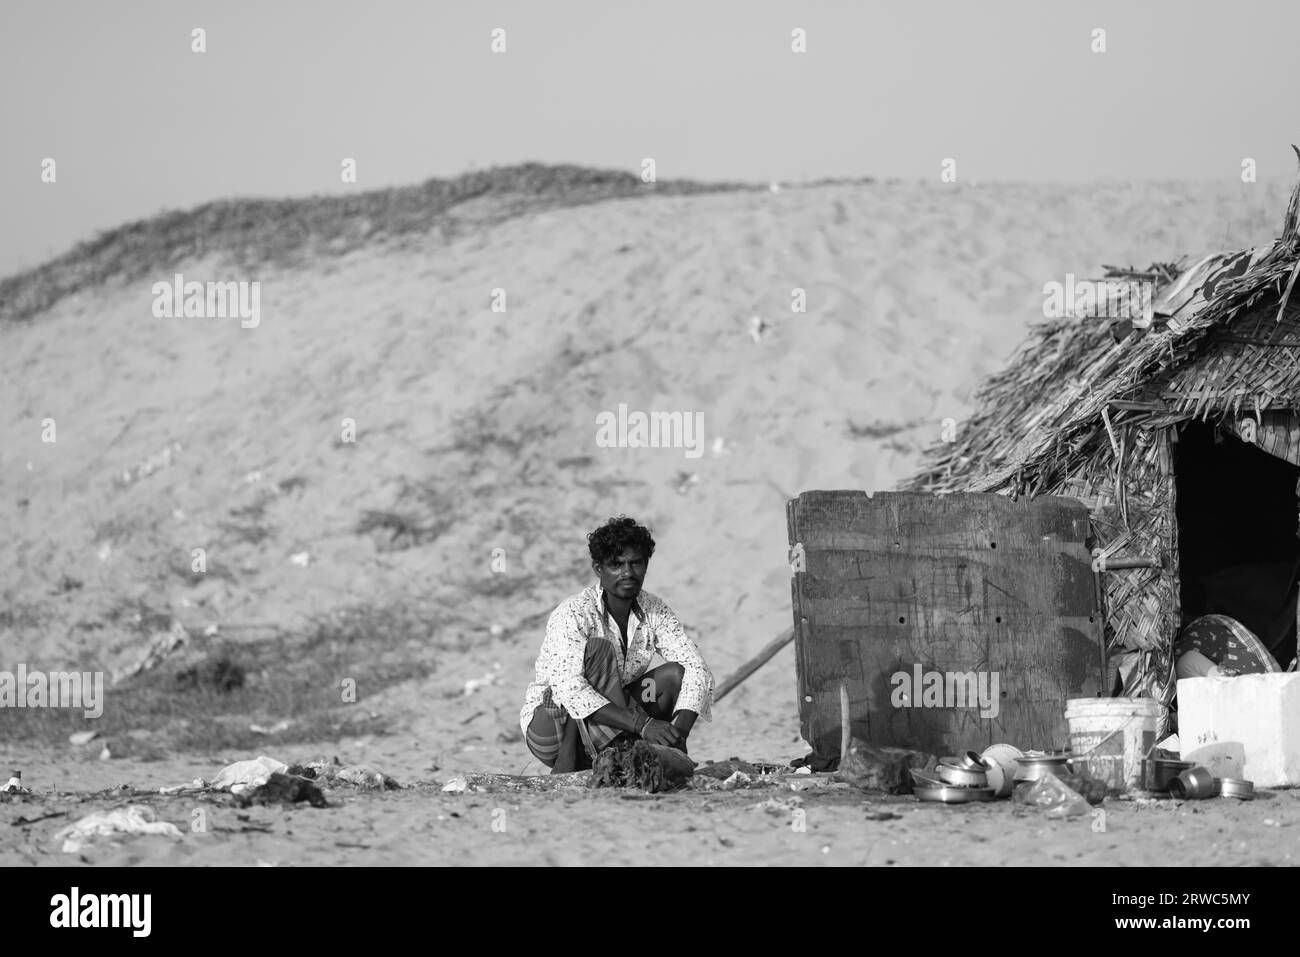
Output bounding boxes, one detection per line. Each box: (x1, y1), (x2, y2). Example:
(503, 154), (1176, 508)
(1013, 752), (1074, 783)
(1168, 767), (1218, 799)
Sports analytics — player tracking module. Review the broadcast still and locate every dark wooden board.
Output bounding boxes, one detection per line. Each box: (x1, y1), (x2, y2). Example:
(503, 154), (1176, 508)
(789, 490), (1104, 761)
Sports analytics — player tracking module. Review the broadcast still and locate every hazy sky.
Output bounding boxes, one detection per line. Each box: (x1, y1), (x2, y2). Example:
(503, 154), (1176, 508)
(3, 0), (1298, 277)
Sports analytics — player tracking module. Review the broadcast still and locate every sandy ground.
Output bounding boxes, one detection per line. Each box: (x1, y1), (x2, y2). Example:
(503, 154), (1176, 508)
(3, 178), (1298, 865)
(4, 743), (1300, 866)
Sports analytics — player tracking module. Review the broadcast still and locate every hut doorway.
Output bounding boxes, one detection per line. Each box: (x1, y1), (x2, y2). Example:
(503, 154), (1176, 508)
(1173, 420), (1300, 669)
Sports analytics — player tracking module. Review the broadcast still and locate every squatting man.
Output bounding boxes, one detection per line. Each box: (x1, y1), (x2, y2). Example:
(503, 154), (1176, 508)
(520, 517), (714, 771)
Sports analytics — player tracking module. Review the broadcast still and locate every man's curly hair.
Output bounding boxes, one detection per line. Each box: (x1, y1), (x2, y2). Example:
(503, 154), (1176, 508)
(587, 516), (656, 566)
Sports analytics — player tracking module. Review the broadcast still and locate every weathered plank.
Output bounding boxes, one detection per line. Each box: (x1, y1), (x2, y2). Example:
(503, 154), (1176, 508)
(789, 490), (1105, 761)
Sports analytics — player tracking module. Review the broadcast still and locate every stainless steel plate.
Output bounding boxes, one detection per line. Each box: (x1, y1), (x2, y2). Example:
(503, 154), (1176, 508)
(914, 784), (996, 804)
(909, 768), (946, 788)
(1217, 777), (1255, 800)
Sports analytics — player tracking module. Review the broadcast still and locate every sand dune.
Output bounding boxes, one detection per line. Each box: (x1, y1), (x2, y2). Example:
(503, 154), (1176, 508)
(1, 174), (1292, 791)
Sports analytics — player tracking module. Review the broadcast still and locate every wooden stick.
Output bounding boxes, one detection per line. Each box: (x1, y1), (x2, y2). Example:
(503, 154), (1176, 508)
(713, 627), (795, 703)
(441, 771), (592, 793)
(1097, 556), (1162, 570)
(840, 682), (851, 766)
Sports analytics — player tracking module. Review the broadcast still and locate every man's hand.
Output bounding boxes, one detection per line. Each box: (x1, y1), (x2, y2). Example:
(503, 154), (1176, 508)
(641, 717), (685, 748)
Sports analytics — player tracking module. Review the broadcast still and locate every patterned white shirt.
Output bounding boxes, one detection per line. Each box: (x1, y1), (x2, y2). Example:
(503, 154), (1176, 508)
(519, 583), (714, 735)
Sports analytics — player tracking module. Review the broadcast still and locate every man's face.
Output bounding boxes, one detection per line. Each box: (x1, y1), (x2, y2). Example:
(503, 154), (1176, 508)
(595, 547), (648, 601)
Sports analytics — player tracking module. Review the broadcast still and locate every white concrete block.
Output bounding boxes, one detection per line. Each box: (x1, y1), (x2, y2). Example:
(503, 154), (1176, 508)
(1178, 674), (1300, 788)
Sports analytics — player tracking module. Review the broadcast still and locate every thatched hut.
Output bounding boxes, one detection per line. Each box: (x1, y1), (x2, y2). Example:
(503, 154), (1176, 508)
(906, 165), (1300, 732)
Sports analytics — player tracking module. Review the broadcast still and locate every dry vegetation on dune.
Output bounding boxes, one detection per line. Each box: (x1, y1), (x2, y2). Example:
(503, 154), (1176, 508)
(0, 163), (760, 322)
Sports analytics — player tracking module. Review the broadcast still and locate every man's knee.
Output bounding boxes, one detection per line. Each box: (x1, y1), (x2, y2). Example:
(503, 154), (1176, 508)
(635, 662), (684, 718)
(652, 662), (684, 697)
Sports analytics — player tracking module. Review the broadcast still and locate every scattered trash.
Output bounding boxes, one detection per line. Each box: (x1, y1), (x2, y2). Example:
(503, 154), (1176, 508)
(1050, 771), (1108, 806)
(68, 731), (99, 746)
(246, 755), (382, 793)
(441, 776), (469, 794)
(53, 806), (183, 853)
(695, 758), (761, 780)
(1014, 771), (1092, 818)
(489, 624), (505, 637)
(157, 780), (205, 795)
(289, 551), (311, 568)
(235, 772), (329, 808)
(331, 766), (399, 790)
(98, 746), (112, 761)
(720, 771), (752, 790)
(250, 720), (292, 735)
(749, 315), (768, 343)
(674, 471), (699, 495)
(1, 771), (30, 794)
(769, 182), (781, 194)
(212, 755), (288, 794)
(710, 437), (731, 456)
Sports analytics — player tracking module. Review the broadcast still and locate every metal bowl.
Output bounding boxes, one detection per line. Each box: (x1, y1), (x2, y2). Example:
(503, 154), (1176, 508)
(936, 763), (989, 788)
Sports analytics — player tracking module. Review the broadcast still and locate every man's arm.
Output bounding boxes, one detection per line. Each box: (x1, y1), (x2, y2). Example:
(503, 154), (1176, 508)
(648, 600), (714, 730)
(589, 702), (684, 747)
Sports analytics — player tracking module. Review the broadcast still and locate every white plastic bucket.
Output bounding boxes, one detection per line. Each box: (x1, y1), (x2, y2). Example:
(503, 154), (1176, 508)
(1064, 697), (1164, 793)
